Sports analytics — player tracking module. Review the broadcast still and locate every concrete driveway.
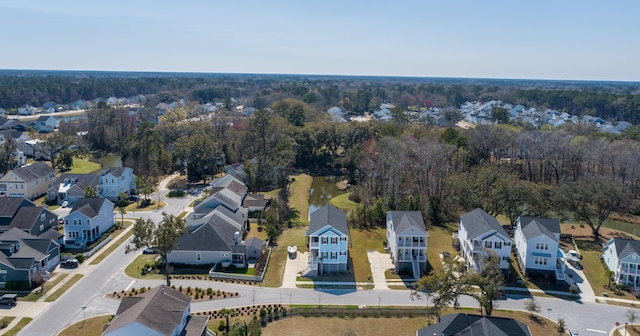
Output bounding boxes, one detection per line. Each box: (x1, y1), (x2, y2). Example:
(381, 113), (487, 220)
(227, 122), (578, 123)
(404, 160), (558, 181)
(367, 251), (394, 290)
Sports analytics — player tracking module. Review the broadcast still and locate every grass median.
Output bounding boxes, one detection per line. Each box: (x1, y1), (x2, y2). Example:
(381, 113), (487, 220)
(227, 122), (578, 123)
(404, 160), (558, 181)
(58, 315), (114, 336)
(2, 317), (32, 336)
(20, 273), (68, 301)
(45, 274), (84, 302)
(89, 221), (134, 265)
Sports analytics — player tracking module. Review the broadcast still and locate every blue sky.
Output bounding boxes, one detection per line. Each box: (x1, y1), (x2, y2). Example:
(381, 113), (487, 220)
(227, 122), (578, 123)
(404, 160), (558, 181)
(1, 1), (638, 81)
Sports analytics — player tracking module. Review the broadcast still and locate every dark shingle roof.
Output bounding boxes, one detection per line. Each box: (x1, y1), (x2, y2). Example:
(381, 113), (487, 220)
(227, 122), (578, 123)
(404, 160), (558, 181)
(70, 198), (110, 218)
(102, 167), (129, 178)
(309, 204), (349, 236)
(460, 208), (509, 239)
(417, 313), (531, 336)
(38, 228), (64, 241)
(6, 162), (54, 182)
(9, 207), (44, 231)
(245, 237), (264, 250)
(104, 285), (191, 336)
(175, 213), (243, 253)
(388, 211), (427, 235)
(0, 197), (34, 219)
(183, 315), (210, 336)
(0, 228), (58, 270)
(56, 173), (101, 189)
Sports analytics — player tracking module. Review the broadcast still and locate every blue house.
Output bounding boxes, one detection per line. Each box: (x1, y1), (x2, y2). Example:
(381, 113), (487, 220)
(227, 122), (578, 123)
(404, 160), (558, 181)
(63, 198), (114, 248)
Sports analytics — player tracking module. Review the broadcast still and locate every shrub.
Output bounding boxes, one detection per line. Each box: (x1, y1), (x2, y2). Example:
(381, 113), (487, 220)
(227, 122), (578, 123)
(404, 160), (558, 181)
(217, 320), (225, 332)
(5, 281), (31, 290)
(75, 253), (85, 263)
(569, 285), (580, 294)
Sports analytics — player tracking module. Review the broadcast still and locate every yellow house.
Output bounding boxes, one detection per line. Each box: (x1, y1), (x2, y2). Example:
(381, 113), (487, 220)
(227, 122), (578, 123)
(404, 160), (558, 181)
(0, 162), (55, 200)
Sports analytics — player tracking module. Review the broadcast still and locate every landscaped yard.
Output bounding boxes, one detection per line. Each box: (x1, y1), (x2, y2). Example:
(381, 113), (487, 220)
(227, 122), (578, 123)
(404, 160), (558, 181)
(124, 254), (162, 279)
(287, 174), (312, 225)
(425, 224), (459, 272)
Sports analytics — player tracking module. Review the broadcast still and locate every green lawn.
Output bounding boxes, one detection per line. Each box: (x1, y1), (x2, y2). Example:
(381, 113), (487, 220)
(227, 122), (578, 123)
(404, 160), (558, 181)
(20, 273), (68, 301)
(89, 221), (134, 265)
(124, 254), (162, 279)
(288, 174), (312, 225)
(330, 193), (359, 213)
(349, 227), (387, 282)
(425, 224), (458, 272)
(2, 317), (32, 336)
(45, 274), (84, 302)
(67, 157), (101, 174)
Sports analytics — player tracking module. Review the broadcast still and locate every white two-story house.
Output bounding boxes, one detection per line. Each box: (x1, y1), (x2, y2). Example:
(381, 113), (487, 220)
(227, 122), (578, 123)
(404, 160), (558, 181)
(386, 211), (428, 279)
(307, 204), (349, 276)
(603, 238), (640, 289)
(63, 198), (114, 248)
(514, 216), (566, 282)
(100, 167), (136, 201)
(458, 208), (512, 273)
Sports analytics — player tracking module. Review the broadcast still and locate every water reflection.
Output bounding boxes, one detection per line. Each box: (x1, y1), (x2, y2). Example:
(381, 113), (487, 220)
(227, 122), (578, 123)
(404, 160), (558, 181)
(308, 176), (345, 215)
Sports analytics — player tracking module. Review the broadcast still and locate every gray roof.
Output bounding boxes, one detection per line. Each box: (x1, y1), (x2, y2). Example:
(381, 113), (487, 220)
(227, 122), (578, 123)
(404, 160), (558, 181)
(0, 129), (25, 140)
(309, 204), (349, 236)
(102, 167), (129, 178)
(388, 211), (427, 235)
(69, 198), (111, 218)
(183, 315), (210, 336)
(38, 228), (64, 241)
(460, 208), (509, 239)
(612, 238), (640, 260)
(245, 237), (264, 250)
(56, 173), (101, 189)
(0, 197), (34, 220)
(175, 213), (244, 253)
(104, 285), (191, 336)
(519, 217), (560, 241)
(6, 162), (54, 182)
(0, 228), (58, 270)
(417, 313), (531, 336)
(9, 207), (45, 231)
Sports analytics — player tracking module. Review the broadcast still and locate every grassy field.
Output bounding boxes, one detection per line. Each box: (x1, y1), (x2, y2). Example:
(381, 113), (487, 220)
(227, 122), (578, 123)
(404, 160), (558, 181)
(58, 315), (114, 336)
(67, 157), (101, 174)
(349, 227), (386, 282)
(288, 174), (312, 225)
(425, 224), (459, 272)
(20, 273), (68, 301)
(45, 274), (84, 302)
(260, 308), (558, 336)
(124, 200), (168, 212)
(2, 317), (32, 336)
(330, 193), (358, 213)
(89, 221), (134, 265)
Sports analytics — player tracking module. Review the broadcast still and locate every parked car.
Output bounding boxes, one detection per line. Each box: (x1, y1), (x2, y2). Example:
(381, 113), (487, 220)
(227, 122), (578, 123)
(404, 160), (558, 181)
(567, 330), (579, 336)
(0, 294), (17, 306)
(61, 200), (69, 208)
(58, 217), (64, 225)
(61, 258), (79, 268)
(142, 247), (156, 254)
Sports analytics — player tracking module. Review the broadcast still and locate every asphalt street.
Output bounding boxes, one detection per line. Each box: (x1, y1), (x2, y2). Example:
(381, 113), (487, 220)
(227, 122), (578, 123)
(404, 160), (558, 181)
(16, 182), (632, 336)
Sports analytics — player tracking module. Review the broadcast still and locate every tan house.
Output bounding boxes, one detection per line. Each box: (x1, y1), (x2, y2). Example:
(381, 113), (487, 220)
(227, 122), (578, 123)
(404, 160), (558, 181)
(0, 162), (55, 199)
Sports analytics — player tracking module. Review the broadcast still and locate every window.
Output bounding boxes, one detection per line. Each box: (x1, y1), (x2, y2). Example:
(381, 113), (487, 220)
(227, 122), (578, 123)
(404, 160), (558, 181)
(331, 237), (338, 244)
(40, 213), (46, 221)
(536, 243), (549, 250)
(485, 241), (492, 248)
(221, 253), (229, 257)
(504, 242), (511, 246)
(68, 231), (78, 239)
(340, 251), (346, 256)
(502, 256), (509, 261)
(534, 257), (548, 265)
(40, 224), (44, 232)
(340, 237), (347, 241)
(87, 219), (90, 226)
(331, 252), (337, 259)
(196, 253), (202, 261)
(322, 252), (328, 259)
(111, 178), (115, 184)
(65, 219), (69, 225)
(73, 219), (77, 226)
(494, 242), (502, 249)
(322, 237), (328, 244)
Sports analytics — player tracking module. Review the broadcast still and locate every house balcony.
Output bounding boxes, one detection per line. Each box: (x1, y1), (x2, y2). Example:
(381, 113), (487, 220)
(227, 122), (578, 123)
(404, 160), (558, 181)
(397, 241), (426, 248)
(309, 241), (319, 249)
(555, 267), (565, 280)
(618, 265), (640, 275)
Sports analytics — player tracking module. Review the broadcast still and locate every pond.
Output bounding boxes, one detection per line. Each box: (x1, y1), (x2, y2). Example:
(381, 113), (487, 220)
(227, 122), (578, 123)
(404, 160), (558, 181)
(100, 154), (123, 168)
(308, 176), (345, 216)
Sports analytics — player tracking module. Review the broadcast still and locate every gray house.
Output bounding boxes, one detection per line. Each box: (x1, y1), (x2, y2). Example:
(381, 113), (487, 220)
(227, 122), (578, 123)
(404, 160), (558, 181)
(0, 228), (60, 289)
(385, 211), (428, 278)
(0, 197), (59, 238)
(63, 198), (114, 248)
(103, 285), (211, 336)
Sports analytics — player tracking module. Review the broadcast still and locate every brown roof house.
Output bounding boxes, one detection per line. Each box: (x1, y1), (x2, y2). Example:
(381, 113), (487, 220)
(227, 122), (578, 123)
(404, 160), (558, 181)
(103, 285), (212, 336)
